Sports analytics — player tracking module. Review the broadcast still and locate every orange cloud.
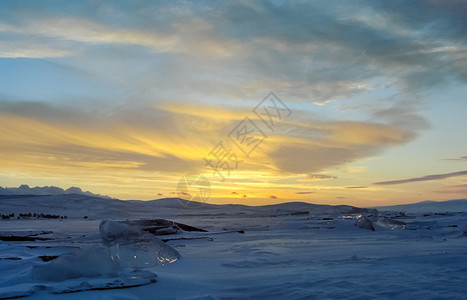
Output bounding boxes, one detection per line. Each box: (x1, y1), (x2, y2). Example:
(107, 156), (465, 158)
(0, 100), (420, 203)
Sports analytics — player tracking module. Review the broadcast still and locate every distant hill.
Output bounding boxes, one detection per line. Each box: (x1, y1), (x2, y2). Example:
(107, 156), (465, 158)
(374, 199), (467, 213)
(0, 193), (375, 219)
(2, 185), (466, 217)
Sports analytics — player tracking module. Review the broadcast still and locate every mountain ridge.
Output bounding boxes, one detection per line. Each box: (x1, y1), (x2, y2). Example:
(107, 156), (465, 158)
(0, 185), (111, 199)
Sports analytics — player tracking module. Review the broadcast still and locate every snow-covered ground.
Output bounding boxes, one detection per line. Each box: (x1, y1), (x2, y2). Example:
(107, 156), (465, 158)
(1, 195), (467, 299)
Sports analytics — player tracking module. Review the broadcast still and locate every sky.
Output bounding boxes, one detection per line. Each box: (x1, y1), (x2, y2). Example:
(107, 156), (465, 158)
(0, 0), (466, 207)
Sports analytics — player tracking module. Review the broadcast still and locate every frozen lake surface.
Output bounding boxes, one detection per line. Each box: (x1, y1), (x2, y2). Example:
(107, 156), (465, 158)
(1, 196), (467, 299)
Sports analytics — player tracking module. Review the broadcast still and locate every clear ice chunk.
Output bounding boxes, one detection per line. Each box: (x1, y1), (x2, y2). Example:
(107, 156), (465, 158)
(99, 220), (181, 268)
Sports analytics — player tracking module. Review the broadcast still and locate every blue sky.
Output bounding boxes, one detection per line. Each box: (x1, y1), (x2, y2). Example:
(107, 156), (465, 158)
(0, 0), (466, 205)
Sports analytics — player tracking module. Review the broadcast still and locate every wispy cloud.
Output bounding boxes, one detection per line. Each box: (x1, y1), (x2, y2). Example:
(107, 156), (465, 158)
(374, 171), (467, 185)
(442, 156), (467, 161)
(0, 39), (72, 58)
(0, 16), (239, 58)
(2, 1), (466, 101)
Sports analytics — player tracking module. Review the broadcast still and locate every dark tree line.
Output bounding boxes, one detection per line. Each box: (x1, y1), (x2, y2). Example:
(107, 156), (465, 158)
(1, 212), (68, 220)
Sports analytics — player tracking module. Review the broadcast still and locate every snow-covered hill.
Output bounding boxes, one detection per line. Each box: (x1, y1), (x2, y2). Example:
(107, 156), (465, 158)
(2, 185), (466, 220)
(374, 199), (467, 213)
(0, 193), (376, 220)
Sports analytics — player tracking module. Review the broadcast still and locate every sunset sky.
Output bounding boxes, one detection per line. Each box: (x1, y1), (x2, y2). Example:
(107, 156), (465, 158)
(0, 0), (466, 206)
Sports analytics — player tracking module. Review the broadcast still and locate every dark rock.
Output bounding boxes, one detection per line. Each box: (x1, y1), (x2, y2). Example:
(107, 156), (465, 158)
(175, 222), (208, 232)
(142, 226), (180, 235)
(122, 219), (208, 235)
(38, 255), (59, 262)
(161, 236), (214, 242)
(0, 231), (53, 241)
(290, 211), (309, 216)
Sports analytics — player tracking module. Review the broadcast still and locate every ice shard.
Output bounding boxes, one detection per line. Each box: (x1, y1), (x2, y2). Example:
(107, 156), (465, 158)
(99, 220), (181, 268)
